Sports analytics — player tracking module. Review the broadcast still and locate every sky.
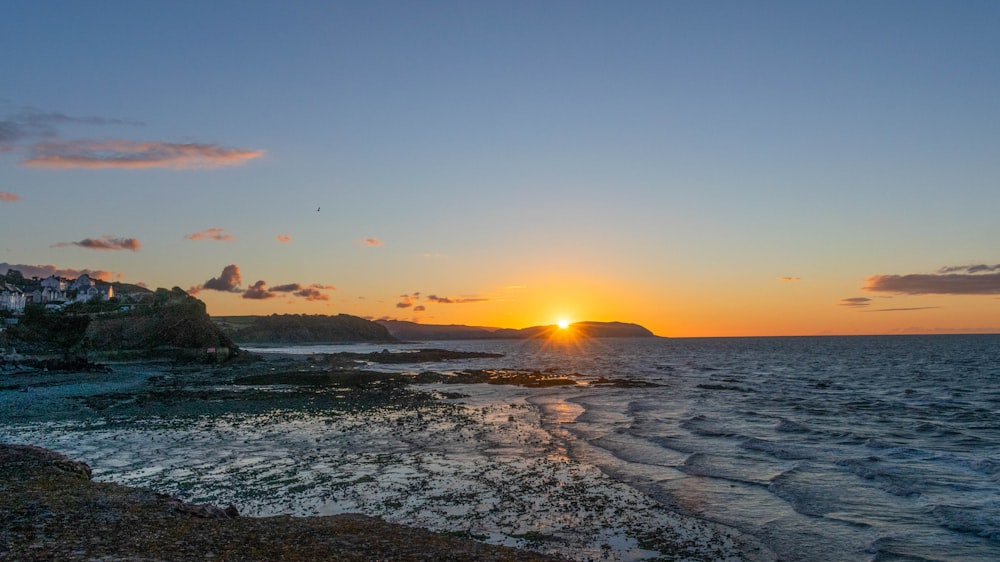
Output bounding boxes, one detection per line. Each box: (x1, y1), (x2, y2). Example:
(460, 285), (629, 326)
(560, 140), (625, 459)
(2, 0), (1000, 337)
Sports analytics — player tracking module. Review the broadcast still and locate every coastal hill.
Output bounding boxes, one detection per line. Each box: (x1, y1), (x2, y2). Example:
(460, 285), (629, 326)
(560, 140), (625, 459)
(85, 288), (236, 356)
(215, 314), (396, 344)
(2, 285), (235, 360)
(377, 320), (657, 341)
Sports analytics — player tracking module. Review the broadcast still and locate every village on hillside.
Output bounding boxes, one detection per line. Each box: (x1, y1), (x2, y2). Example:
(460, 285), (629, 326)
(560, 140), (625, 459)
(0, 271), (126, 315)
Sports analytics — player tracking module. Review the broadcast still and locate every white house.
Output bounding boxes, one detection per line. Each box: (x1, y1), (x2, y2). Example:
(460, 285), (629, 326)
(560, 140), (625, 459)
(75, 284), (114, 303)
(0, 283), (26, 313)
(70, 274), (96, 291)
(41, 275), (68, 291)
(31, 286), (68, 304)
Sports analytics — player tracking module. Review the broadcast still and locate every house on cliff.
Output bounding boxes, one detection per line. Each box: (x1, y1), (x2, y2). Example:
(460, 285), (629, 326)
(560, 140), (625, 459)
(75, 284), (114, 303)
(70, 275), (96, 290)
(41, 275), (69, 291)
(0, 274), (116, 312)
(0, 283), (26, 313)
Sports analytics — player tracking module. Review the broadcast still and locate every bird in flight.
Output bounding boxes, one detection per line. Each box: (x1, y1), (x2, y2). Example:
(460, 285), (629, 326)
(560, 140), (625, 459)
(316, 207), (321, 212)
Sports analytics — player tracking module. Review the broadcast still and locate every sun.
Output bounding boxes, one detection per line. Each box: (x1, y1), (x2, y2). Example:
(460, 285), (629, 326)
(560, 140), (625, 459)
(557, 319), (570, 330)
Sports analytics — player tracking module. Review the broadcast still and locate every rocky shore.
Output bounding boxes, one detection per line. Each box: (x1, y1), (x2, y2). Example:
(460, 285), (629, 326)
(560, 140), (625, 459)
(0, 444), (561, 561)
(1, 349), (763, 561)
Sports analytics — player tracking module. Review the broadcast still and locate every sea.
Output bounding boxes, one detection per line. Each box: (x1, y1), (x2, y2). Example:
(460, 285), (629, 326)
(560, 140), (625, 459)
(4, 334), (998, 560)
(265, 334), (1000, 561)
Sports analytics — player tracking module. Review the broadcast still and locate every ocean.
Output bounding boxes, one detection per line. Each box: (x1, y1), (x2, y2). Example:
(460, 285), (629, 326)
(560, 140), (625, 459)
(3, 334), (998, 560)
(320, 334), (1000, 561)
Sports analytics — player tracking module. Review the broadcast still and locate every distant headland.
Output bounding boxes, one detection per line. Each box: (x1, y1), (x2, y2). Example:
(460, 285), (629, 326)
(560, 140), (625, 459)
(212, 316), (658, 344)
(375, 320), (658, 341)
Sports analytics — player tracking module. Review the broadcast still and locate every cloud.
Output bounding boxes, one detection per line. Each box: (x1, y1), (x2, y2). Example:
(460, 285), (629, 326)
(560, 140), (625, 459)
(938, 264), (1000, 274)
(241, 280), (335, 301)
(0, 262), (122, 281)
(426, 294), (489, 304)
(2, 107), (261, 170)
(361, 237), (384, 247)
(778, 277), (800, 282)
(293, 286), (331, 301)
(192, 264), (243, 294)
(839, 297), (872, 307)
(395, 292), (425, 308)
(276, 234), (292, 244)
(867, 307), (942, 313)
(0, 108), (141, 151)
(864, 269), (1000, 295)
(186, 228), (234, 242)
(242, 280), (275, 300)
(52, 235), (140, 251)
(413, 305), (426, 312)
(24, 140), (263, 169)
(0, 192), (19, 202)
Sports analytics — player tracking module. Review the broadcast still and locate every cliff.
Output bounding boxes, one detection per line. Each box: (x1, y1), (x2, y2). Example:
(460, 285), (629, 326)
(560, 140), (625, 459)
(216, 314), (396, 344)
(83, 287), (236, 357)
(4, 288), (235, 360)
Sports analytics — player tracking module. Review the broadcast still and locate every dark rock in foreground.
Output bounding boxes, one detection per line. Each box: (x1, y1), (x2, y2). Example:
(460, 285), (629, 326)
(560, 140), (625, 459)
(317, 348), (504, 364)
(0, 444), (563, 561)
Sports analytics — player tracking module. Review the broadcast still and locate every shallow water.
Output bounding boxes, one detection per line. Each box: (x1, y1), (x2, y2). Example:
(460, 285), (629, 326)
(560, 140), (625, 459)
(394, 335), (1000, 561)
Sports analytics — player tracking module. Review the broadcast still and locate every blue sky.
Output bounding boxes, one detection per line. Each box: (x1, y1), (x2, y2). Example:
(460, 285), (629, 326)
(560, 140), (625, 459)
(3, 1), (1000, 336)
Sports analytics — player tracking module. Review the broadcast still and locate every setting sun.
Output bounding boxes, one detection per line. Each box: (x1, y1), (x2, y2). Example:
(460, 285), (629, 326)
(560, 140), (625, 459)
(557, 319), (570, 329)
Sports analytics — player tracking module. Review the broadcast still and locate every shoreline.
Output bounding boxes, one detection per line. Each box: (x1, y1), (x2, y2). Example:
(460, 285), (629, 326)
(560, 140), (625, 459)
(0, 351), (770, 561)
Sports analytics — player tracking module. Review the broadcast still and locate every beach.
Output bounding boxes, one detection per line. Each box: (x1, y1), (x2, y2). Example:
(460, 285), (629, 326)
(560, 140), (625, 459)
(0, 350), (766, 561)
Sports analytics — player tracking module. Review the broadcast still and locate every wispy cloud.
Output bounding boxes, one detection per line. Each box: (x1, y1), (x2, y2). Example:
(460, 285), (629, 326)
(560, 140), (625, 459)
(937, 263), (1000, 274)
(839, 297), (872, 308)
(0, 108), (141, 151)
(778, 276), (800, 282)
(864, 264), (1000, 295)
(52, 235), (140, 251)
(0, 192), (19, 202)
(867, 307), (942, 313)
(1, 107), (262, 170)
(24, 140), (263, 169)
(413, 305), (426, 312)
(190, 264), (243, 294)
(426, 294), (489, 304)
(360, 237), (384, 247)
(185, 228), (234, 242)
(276, 234), (292, 244)
(0, 262), (122, 281)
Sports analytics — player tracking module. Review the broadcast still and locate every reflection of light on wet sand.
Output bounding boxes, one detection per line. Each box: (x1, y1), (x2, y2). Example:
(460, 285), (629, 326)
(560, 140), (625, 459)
(0, 389), (760, 561)
(527, 395), (584, 462)
(548, 399), (584, 425)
